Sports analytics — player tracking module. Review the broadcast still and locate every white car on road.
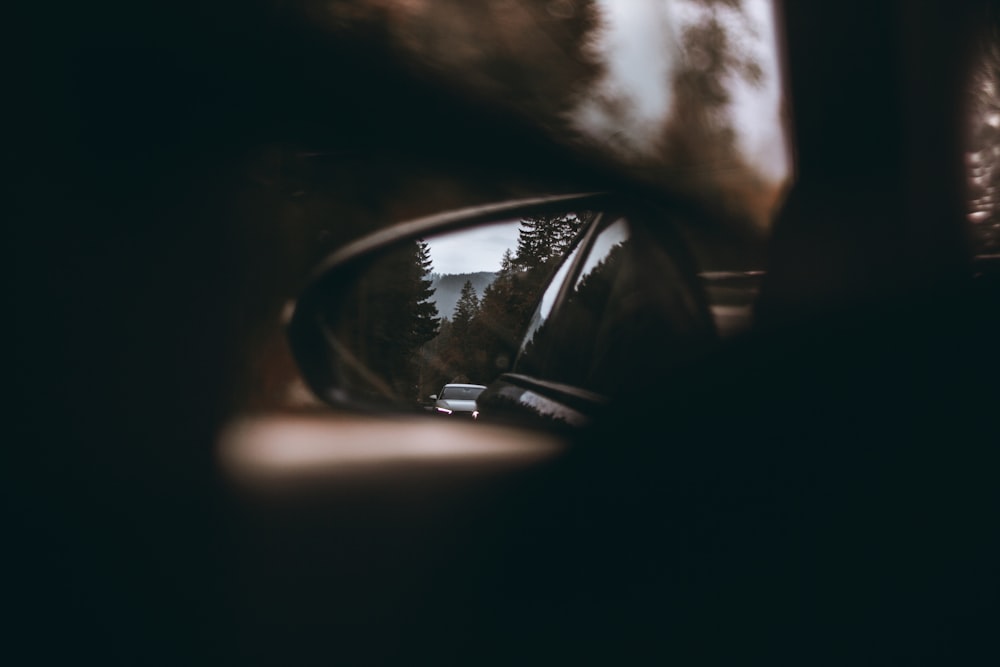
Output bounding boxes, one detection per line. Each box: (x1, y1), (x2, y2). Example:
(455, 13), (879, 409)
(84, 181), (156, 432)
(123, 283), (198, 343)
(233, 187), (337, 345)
(430, 383), (487, 417)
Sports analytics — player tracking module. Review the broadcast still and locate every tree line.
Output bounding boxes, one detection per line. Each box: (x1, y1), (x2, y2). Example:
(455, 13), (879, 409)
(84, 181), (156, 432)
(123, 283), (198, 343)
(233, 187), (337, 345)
(378, 212), (593, 403)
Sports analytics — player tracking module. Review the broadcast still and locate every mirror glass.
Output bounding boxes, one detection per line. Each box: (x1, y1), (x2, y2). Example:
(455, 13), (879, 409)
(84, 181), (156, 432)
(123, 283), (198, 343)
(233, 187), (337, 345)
(309, 210), (597, 410)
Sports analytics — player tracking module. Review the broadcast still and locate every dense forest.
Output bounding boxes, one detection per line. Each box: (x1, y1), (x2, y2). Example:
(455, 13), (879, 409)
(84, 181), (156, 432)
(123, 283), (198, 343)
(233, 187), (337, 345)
(428, 272), (498, 318)
(325, 211), (594, 404)
(415, 212), (594, 400)
(364, 213), (591, 402)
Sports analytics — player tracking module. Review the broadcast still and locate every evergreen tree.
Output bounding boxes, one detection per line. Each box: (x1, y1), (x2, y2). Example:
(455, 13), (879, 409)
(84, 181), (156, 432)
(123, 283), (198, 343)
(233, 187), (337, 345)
(450, 281), (482, 376)
(515, 213), (588, 269)
(417, 212), (594, 391)
(470, 252), (520, 381)
(410, 240), (441, 345)
(464, 212), (591, 383)
(345, 239), (440, 402)
(452, 280), (481, 336)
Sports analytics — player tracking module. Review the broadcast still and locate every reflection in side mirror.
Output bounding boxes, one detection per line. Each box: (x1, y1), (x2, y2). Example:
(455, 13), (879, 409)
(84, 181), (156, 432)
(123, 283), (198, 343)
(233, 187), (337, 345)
(287, 193), (609, 412)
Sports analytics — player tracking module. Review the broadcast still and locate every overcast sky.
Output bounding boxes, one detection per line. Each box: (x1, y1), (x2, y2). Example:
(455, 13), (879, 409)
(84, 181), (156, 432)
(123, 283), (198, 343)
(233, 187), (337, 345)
(429, 0), (787, 275)
(720, 0), (788, 184)
(425, 219), (523, 275)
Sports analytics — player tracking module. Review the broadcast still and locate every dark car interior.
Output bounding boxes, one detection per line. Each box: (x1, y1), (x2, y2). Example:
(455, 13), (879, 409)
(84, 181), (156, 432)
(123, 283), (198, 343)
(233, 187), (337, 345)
(10, 1), (1000, 665)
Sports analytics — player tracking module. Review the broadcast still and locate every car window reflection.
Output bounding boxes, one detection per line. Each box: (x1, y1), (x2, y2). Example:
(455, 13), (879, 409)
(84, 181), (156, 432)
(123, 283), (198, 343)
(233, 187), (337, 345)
(575, 217), (630, 285)
(519, 232), (587, 350)
(515, 215), (710, 395)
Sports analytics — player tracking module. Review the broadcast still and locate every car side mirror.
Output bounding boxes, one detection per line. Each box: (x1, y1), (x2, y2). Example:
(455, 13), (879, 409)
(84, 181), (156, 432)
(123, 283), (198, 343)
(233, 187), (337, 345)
(286, 192), (611, 413)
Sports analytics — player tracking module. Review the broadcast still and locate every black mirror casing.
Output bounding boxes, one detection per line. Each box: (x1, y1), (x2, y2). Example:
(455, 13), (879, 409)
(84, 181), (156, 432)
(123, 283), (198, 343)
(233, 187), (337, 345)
(286, 190), (720, 425)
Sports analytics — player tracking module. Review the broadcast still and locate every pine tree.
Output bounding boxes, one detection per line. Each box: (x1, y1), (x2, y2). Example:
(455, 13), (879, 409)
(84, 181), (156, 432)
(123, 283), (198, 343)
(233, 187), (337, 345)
(514, 213), (588, 270)
(460, 213), (593, 383)
(410, 240), (441, 345)
(346, 240), (440, 402)
(452, 280), (481, 335)
(448, 280), (483, 381)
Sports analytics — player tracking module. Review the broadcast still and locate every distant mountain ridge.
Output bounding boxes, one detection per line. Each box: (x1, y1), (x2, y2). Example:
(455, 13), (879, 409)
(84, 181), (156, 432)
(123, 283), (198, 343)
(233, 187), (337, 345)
(429, 271), (497, 318)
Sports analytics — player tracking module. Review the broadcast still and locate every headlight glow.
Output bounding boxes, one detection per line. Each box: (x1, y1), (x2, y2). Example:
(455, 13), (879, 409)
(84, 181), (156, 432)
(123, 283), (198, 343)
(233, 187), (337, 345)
(435, 407), (453, 415)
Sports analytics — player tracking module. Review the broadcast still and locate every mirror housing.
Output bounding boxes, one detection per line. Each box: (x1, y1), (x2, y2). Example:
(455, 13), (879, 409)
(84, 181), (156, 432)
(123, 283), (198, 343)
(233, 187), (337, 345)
(286, 189), (730, 431)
